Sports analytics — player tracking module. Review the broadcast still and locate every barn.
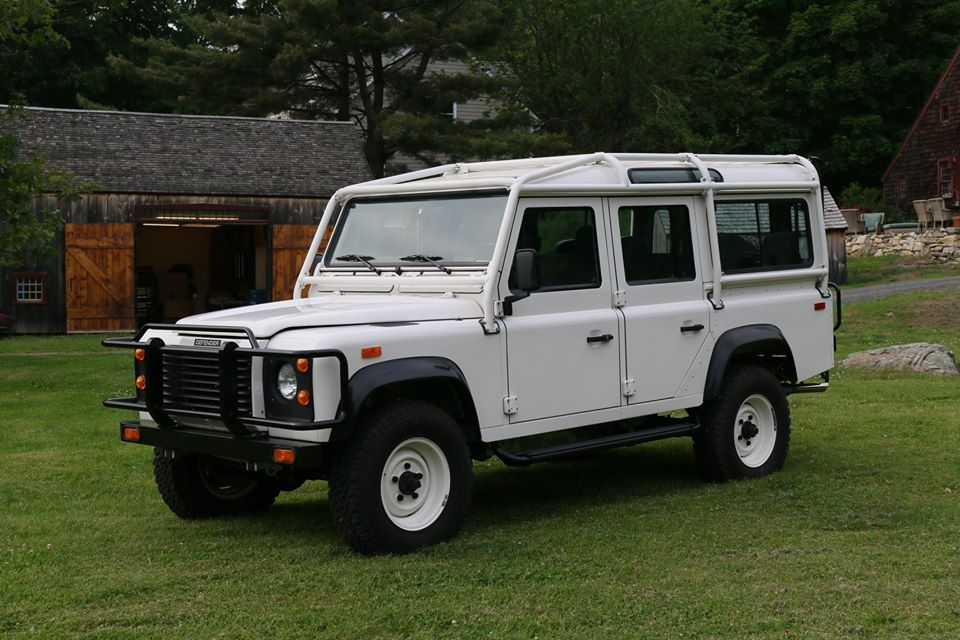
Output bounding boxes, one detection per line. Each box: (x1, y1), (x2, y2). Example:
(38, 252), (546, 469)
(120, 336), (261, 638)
(1, 107), (370, 334)
(882, 45), (960, 213)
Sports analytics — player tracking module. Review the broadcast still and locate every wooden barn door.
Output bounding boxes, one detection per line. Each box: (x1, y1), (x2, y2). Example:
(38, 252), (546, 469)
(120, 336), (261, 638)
(272, 224), (328, 301)
(65, 223), (135, 332)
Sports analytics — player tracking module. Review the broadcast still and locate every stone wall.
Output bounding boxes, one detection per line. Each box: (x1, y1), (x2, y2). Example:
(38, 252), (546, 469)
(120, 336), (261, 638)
(846, 228), (960, 263)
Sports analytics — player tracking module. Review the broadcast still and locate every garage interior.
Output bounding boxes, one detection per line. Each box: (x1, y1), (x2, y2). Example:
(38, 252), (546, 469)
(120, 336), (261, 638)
(134, 206), (270, 324)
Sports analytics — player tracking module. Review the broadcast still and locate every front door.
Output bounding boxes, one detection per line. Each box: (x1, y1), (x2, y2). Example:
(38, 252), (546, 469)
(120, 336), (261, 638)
(502, 198), (621, 423)
(610, 197), (711, 403)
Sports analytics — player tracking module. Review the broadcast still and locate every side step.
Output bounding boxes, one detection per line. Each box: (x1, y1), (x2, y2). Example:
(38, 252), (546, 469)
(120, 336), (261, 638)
(492, 420), (698, 466)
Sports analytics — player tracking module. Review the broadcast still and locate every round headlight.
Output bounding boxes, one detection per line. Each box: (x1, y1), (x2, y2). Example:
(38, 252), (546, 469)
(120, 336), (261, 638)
(277, 363), (298, 400)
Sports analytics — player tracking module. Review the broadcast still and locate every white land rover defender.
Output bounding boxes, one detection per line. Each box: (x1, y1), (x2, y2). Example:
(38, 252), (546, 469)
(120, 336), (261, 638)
(105, 153), (839, 554)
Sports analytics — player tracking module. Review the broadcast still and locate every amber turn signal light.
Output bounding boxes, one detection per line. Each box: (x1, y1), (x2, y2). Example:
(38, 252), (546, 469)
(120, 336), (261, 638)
(122, 426), (141, 442)
(135, 375), (147, 390)
(296, 358), (310, 373)
(273, 448), (295, 464)
(296, 389), (311, 406)
(134, 348), (145, 361)
(361, 345), (382, 359)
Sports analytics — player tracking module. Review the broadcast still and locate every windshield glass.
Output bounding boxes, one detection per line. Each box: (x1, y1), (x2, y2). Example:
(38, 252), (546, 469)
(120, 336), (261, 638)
(327, 193), (508, 267)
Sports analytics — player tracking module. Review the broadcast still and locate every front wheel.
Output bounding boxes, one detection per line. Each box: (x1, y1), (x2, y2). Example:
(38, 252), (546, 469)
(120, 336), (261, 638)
(153, 450), (280, 518)
(693, 364), (791, 482)
(328, 400), (472, 554)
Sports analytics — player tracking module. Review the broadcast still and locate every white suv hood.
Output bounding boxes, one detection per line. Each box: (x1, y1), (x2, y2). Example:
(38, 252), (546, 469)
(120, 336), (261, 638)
(180, 294), (482, 338)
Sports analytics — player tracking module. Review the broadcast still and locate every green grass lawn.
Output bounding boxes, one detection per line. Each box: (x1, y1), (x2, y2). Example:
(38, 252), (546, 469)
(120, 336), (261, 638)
(1, 293), (959, 639)
(845, 254), (960, 288)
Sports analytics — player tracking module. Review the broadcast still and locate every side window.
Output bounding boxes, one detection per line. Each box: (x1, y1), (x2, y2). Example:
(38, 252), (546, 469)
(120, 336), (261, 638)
(618, 205), (695, 284)
(715, 199), (813, 272)
(512, 206), (600, 291)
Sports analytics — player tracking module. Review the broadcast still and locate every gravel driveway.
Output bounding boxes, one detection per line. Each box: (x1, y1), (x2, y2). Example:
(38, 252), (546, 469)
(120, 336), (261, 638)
(843, 275), (960, 303)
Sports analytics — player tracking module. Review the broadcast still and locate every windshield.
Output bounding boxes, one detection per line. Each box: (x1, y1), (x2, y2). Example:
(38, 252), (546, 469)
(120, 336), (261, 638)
(327, 193), (508, 267)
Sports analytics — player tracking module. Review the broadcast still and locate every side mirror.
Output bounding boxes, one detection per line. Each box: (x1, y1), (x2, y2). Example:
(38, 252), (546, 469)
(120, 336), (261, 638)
(503, 248), (540, 315)
(513, 248), (541, 292)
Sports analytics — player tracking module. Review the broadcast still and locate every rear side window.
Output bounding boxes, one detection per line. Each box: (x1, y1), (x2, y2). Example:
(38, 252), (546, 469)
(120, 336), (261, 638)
(512, 206), (600, 290)
(618, 205), (696, 284)
(715, 199), (813, 272)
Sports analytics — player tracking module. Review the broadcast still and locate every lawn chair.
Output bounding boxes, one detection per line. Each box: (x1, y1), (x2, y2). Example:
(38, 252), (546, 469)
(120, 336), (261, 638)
(928, 198), (949, 229)
(840, 208), (865, 234)
(862, 212), (884, 234)
(912, 199), (931, 231)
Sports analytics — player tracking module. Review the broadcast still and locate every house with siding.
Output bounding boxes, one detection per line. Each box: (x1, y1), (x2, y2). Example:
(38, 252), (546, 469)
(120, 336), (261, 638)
(1, 107), (369, 334)
(883, 46), (960, 214)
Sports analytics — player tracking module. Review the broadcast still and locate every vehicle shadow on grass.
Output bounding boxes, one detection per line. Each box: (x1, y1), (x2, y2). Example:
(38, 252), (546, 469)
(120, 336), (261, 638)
(225, 440), (703, 547)
(468, 441), (702, 529)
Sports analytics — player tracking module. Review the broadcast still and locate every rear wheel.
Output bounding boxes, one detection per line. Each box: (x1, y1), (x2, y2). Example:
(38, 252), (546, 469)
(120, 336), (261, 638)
(329, 400), (472, 554)
(153, 450), (280, 518)
(693, 364), (791, 481)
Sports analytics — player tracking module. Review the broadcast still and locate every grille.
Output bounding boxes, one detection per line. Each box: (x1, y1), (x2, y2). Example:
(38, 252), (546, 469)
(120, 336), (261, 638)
(162, 351), (252, 417)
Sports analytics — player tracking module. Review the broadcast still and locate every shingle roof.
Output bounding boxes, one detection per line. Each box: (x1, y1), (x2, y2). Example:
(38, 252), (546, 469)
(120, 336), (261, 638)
(822, 187), (848, 230)
(3, 106), (371, 198)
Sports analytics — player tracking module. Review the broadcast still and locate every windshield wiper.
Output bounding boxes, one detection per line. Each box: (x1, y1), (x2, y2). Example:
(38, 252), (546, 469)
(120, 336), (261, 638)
(334, 254), (381, 275)
(400, 254), (452, 275)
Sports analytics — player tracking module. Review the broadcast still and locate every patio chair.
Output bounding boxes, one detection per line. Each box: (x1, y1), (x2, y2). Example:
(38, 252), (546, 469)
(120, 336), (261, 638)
(912, 199), (930, 231)
(862, 212), (885, 234)
(840, 208), (865, 234)
(928, 198), (949, 229)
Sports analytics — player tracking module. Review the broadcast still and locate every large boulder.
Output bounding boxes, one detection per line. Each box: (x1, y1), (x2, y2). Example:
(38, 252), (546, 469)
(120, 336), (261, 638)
(841, 342), (959, 375)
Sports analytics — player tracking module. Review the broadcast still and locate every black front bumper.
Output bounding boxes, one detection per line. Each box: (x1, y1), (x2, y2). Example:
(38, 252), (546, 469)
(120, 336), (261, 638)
(120, 420), (325, 469)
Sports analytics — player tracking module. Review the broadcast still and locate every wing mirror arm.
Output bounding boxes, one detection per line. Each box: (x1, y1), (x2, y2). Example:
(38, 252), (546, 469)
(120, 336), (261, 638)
(503, 248), (540, 316)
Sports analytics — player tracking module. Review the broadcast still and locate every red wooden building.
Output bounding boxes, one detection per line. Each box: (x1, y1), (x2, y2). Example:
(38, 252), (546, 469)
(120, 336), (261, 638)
(883, 46), (960, 213)
(1, 107), (369, 334)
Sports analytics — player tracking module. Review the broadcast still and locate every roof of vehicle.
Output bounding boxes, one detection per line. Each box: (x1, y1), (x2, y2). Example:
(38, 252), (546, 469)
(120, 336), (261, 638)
(345, 153), (821, 198)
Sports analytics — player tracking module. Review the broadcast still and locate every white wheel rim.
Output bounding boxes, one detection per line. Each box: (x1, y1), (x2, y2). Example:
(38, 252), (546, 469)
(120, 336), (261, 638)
(380, 437), (451, 531)
(734, 394), (777, 468)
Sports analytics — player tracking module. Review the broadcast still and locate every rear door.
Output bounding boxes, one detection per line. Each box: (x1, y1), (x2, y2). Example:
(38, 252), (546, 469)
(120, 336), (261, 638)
(502, 198), (621, 423)
(610, 197), (710, 403)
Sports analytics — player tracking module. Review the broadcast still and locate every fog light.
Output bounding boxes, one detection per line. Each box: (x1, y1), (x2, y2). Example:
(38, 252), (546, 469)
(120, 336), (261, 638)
(135, 375), (147, 390)
(273, 448), (295, 464)
(297, 389), (311, 406)
(122, 426), (141, 442)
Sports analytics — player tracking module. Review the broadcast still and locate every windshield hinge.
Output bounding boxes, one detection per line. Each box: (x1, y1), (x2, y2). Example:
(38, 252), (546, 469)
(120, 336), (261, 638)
(502, 396), (519, 415)
(613, 290), (626, 308)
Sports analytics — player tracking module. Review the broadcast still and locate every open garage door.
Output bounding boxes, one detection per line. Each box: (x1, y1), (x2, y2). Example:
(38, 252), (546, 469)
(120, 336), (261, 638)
(65, 223), (135, 332)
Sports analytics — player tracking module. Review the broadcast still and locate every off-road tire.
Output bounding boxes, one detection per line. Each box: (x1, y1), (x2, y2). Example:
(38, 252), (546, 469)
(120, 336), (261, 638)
(693, 364), (791, 482)
(328, 400), (472, 555)
(153, 449), (280, 518)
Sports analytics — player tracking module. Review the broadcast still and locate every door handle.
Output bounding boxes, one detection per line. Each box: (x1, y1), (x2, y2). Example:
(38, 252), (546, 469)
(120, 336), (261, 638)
(680, 323), (705, 333)
(586, 333), (615, 343)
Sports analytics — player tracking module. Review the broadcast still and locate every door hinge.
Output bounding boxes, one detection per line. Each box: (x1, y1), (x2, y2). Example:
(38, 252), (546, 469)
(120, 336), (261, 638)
(614, 290), (626, 308)
(502, 395), (519, 415)
(494, 300), (505, 318)
(622, 379), (637, 397)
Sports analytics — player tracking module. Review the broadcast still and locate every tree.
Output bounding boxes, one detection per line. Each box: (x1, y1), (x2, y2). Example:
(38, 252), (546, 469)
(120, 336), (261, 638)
(112, 0), (516, 177)
(0, 1), (217, 112)
(487, 0), (722, 153)
(0, 107), (87, 268)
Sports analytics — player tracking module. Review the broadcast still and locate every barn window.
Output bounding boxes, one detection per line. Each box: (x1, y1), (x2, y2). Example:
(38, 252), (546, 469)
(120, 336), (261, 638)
(13, 272), (47, 304)
(939, 159), (955, 197)
(940, 103), (952, 123)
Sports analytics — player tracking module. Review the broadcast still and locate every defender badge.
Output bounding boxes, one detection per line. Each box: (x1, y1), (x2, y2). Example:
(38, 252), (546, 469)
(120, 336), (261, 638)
(194, 338), (221, 347)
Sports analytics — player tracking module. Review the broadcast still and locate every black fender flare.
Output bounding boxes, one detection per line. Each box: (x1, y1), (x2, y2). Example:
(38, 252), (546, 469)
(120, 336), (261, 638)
(703, 324), (796, 401)
(333, 356), (479, 441)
